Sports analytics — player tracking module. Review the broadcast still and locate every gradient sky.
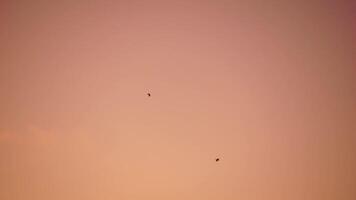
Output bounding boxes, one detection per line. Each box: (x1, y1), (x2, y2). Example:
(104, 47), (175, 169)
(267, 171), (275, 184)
(1, 0), (356, 199)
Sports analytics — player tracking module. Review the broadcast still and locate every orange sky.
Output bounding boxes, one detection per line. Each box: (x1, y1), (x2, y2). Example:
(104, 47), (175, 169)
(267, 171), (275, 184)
(1, 0), (356, 199)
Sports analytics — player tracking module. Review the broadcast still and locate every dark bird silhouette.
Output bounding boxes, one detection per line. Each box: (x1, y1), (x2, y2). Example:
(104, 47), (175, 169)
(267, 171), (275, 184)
(215, 158), (220, 162)
(147, 93), (151, 97)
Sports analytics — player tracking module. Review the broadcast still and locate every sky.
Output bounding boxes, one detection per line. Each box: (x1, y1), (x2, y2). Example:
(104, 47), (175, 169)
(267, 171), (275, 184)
(0, 0), (356, 199)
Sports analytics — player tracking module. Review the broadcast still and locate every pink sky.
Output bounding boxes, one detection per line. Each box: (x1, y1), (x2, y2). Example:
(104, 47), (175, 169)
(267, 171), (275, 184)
(1, 0), (356, 199)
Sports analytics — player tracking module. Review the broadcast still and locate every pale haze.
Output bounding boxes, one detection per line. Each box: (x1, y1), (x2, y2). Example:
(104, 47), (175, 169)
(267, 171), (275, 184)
(1, 1), (356, 200)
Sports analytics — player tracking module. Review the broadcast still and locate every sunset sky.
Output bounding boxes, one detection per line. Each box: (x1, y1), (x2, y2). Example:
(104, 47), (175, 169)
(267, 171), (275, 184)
(1, 0), (356, 199)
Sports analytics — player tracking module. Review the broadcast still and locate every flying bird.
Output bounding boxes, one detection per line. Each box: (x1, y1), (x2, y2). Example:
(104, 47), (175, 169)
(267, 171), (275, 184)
(147, 93), (151, 97)
(215, 158), (220, 162)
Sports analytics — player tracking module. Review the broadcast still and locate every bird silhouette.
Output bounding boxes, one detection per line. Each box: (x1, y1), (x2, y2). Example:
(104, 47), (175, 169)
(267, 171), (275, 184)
(147, 93), (151, 97)
(215, 158), (220, 162)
